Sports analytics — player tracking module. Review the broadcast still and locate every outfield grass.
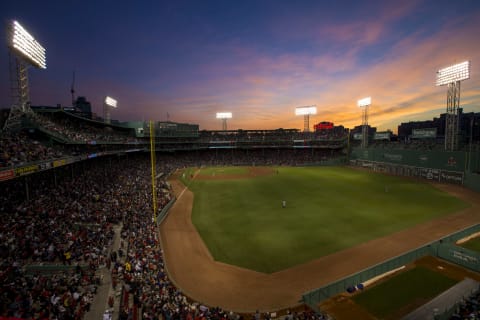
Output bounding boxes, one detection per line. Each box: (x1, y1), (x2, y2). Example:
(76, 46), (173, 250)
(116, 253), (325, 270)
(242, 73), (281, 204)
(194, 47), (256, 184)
(352, 267), (458, 319)
(185, 166), (469, 273)
(459, 237), (480, 252)
(198, 166), (249, 176)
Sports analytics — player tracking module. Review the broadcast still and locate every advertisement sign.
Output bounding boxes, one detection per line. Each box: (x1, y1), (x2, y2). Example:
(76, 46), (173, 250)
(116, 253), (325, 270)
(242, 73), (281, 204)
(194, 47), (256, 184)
(53, 159), (67, 167)
(440, 171), (464, 184)
(383, 153), (402, 162)
(14, 164), (39, 176)
(374, 132), (391, 140)
(353, 133), (362, 140)
(39, 162), (52, 170)
(0, 169), (15, 181)
(416, 168), (440, 181)
(314, 121), (334, 130)
(412, 128), (437, 139)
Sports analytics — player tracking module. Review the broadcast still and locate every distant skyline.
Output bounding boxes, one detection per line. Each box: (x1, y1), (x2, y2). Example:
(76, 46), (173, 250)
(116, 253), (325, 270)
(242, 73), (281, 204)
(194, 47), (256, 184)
(1, 0), (479, 132)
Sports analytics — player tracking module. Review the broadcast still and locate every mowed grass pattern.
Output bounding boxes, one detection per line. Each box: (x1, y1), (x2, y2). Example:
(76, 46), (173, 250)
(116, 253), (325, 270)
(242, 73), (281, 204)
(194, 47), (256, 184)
(186, 166), (468, 273)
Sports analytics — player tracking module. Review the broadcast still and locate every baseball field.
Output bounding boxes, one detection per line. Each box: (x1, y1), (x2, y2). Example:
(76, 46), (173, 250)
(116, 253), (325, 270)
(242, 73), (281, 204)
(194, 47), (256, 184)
(180, 166), (468, 273)
(161, 165), (480, 312)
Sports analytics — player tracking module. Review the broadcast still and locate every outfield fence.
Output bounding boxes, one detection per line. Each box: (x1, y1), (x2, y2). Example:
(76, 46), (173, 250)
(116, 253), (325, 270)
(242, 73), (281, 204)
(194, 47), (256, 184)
(349, 159), (465, 185)
(350, 148), (466, 172)
(301, 157), (347, 166)
(465, 172), (480, 193)
(349, 147), (480, 191)
(302, 223), (480, 313)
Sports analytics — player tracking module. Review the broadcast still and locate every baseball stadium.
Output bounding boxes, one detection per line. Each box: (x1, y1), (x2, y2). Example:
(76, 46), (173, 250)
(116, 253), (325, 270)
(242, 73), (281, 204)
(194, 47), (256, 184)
(2, 99), (480, 320)
(2, 16), (480, 320)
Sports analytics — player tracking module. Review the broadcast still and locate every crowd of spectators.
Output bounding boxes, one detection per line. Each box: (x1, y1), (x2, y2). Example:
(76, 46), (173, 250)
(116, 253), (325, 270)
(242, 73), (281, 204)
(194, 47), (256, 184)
(0, 157), (131, 319)
(0, 119), (144, 170)
(449, 290), (480, 319)
(99, 155), (329, 320)
(0, 116), (342, 319)
(0, 153), (330, 320)
(0, 130), (65, 167)
(153, 149), (344, 168)
(199, 129), (347, 144)
(4, 110), (480, 319)
(34, 113), (138, 144)
(0, 111), (349, 172)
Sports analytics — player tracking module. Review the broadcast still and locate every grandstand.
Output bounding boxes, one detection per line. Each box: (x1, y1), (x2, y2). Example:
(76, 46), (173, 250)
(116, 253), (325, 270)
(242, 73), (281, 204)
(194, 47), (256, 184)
(0, 20), (479, 319)
(2, 5), (480, 319)
(1, 99), (480, 319)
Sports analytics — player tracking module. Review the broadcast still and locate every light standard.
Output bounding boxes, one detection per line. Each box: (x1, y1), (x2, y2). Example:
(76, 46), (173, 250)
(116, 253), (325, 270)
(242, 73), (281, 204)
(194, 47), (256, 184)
(469, 115), (474, 171)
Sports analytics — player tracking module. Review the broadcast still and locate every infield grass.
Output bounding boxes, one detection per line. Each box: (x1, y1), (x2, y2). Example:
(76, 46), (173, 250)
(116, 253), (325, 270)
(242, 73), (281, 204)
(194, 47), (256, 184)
(183, 166), (469, 273)
(352, 266), (457, 319)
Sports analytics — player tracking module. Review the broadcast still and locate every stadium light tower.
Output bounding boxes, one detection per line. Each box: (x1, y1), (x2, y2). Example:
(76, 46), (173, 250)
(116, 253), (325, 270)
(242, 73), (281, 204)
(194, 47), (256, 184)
(295, 106), (317, 132)
(3, 20), (47, 131)
(436, 61), (470, 151)
(358, 97), (371, 148)
(216, 112), (232, 131)
(103, 96), (117, 124)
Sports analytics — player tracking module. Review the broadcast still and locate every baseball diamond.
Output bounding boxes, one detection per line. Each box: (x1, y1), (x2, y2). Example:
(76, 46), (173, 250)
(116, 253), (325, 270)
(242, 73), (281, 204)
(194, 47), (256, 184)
(160, 165), (480, 313)
(1, 110), (480, 320)
(3, 4), (480, 320)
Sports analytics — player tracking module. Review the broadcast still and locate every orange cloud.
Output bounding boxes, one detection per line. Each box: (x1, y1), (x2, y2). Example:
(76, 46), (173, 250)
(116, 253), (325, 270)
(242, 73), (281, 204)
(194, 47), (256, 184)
(85, 7), (480, 133)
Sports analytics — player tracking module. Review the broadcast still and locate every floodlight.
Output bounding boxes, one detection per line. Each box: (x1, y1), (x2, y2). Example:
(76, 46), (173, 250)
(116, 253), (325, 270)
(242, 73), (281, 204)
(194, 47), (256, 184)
(8, 20), (46, 69)
(295, 106), (317, 132)
(436, 60), (470, 151)
(357, 97), (371, 148)
(216, 112), (232, 131)
(357, 97), (371, 107)
(103, 96), (117, 124)
(295, 106), (317, 116)
(436, 61), (470, 86)
(216, 112), (232, 119)
(105, 96), (117, 108)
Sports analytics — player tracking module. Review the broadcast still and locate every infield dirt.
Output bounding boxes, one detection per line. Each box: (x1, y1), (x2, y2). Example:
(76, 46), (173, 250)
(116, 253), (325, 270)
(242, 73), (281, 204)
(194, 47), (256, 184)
(159, 167), (480, 313)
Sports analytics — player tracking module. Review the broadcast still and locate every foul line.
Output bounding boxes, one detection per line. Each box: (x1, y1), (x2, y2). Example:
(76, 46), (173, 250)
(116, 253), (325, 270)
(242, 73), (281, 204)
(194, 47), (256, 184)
(177, 168), (201, 201)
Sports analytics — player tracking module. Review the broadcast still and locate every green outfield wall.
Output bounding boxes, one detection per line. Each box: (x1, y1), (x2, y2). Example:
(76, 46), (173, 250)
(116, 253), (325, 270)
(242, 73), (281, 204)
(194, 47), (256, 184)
(350, 147), (480, 190)
(349, 159), (465, 184)
(350, 148), (466, 172)
(467, 144), (480, 173)
(465, 172), (480, 193)
(303, 157), (347, 166)
(302, 223), (480, 313)
(349, 147), (471, 186)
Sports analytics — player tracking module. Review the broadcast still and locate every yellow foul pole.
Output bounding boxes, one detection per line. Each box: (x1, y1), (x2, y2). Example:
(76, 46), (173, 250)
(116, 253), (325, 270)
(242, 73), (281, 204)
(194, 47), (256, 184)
(150, 120), (157, 223)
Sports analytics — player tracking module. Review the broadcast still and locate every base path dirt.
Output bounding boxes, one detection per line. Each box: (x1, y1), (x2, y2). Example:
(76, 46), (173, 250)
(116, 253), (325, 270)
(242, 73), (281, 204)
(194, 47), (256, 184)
(195, 166), (275, 180)
(159, 170), (480, 313)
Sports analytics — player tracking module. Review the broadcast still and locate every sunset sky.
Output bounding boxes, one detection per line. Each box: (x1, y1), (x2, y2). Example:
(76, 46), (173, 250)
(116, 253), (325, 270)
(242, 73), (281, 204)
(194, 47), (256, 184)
(1, 0), (479, 132)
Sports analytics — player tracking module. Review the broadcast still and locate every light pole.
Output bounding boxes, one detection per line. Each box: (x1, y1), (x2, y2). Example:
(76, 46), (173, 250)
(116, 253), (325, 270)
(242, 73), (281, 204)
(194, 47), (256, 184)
(216, 112), (232, 131)
(436, 61), (470, 151)
(469, 115), (474, 171)
(295, 106), (317, 132)
(358, 97), (371, 149)
(103, 96), (117, 124)
(4, 20), (46, 131)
